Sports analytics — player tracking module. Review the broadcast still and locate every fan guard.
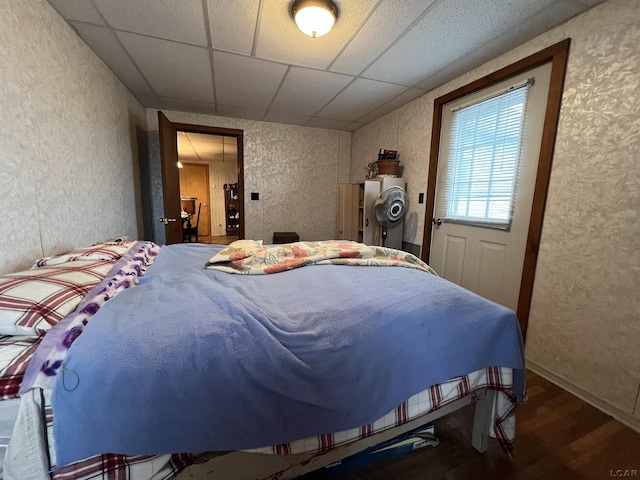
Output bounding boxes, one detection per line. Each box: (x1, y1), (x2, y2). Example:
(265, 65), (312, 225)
(374, 185), (408, 227)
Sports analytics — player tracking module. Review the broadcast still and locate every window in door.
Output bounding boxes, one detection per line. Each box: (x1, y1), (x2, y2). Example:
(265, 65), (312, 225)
(442, 79), (533, 230)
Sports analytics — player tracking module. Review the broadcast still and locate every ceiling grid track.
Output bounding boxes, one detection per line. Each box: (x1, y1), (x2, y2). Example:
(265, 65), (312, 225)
(201, 0), (217, 110)
(48, 0), (608, 131)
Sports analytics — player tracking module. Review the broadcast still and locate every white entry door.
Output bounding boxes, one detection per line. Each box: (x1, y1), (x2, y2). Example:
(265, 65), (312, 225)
(430, 62), (552, 312)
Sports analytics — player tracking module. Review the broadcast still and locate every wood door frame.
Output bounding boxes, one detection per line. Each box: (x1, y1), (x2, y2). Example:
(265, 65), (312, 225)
(420, 39), (571, 340)
(170, 121), (245, 240)
(158, 112), (182, 244)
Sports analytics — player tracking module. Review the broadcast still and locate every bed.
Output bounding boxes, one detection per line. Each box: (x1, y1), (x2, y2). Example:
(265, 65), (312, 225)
(0, 239), (525, 480)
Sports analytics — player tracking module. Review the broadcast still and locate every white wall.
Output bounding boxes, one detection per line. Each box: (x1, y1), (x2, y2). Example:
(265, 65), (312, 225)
(0, 0), (144, 275)
(351, 0), (640, 430)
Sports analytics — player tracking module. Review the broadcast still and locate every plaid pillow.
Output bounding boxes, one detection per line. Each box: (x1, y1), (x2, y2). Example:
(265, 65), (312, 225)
(0, 260), (114, 336)
(33, 240), (135, 267)
(0, 335), (41, 399)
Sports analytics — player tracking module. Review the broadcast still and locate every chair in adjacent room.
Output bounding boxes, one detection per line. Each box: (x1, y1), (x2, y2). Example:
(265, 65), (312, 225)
(183, 203), (201, 243)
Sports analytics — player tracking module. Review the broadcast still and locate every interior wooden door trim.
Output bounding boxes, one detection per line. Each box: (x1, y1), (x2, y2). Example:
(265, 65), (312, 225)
(158, 111), (182, 244)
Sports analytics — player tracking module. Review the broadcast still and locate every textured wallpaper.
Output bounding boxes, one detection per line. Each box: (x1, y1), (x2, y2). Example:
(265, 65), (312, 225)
(0, 0), (144, 274)
(145, 110), (352, 244)
(525, 0), (640, 419)
(352, 0), (640, 425)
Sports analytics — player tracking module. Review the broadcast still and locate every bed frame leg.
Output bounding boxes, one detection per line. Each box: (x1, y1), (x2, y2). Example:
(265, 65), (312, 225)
(471, 389), (496, 453)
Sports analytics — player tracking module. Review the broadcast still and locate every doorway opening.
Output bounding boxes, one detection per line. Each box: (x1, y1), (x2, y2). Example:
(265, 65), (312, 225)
(158, 111), (245, 245)
(177, 132), (239, 245)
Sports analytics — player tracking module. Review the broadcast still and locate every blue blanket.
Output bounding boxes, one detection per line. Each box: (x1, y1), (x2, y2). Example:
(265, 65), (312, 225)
(53, 243), (524, 467)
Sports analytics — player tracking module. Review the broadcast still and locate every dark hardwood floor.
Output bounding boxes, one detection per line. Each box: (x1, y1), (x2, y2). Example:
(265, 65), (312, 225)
(331, 370), (640, 480)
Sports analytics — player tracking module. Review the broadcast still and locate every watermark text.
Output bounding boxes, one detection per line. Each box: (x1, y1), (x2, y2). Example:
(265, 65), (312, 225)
(610, 470), (638, 478)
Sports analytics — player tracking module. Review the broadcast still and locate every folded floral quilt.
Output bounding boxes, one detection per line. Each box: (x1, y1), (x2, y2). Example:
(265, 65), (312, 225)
(205, 240), (438, 275)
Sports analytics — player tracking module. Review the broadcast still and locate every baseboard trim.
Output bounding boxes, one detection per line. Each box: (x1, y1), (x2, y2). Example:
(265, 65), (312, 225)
(526, 359), (640, 433)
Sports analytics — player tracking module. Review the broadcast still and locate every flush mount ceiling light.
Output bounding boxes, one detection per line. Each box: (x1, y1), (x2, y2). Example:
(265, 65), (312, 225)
(291, 0), (338, 38)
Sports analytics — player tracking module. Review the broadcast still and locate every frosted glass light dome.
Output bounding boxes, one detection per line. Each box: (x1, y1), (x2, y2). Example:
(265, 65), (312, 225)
(291, 0), (338, 38)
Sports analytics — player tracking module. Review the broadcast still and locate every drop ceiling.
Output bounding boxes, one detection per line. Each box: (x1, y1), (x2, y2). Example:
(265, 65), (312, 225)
(48, 0), (606, 132)
(177, 132), (237, 162)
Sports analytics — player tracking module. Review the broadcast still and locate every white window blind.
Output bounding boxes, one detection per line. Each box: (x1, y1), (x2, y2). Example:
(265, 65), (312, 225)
(442, 79), (533, 230)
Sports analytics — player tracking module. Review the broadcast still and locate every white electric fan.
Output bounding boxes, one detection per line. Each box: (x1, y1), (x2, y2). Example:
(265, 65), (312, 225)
(373, 185), (408, 246)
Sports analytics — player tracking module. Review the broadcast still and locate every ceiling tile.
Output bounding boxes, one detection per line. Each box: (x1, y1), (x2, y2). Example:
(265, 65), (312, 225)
(190, 141), (224, 155)
(93, 0), (207, 46)
(263, 111), (312, 126)
(71, 23), (152, 96)
(213, 51), (287, 110)
(317, 78), (407, 122)
(217, 104), (266, 121)
(254, 0), (378, 69)
(177, 131), (196, 158)
(532, 0), (585, 27)
(48, 0), (105, 25)
(206, 0), (260, 55)
(158, 97), (216, 115)
(362, 0), (559, 86)
(330, 0), (435, 75)
(573, 0), (608, 6)
(48, 0), (607, 130)
(356, 87), (426, 124)
(345, 122), (366, 132)
(305, 117), (354, 130)
(415, 1), (583, 92)
(176, 132), (193, 148)
(179, 132), (237, 161)
(187, 133), (223, 143)
(118, 32), (214, 102)
(269, 67), (353, 116)
(135, 94), (163, 109)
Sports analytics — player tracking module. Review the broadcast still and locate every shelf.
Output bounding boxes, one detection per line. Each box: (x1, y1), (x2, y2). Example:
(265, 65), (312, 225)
(224, 182), (240, 235)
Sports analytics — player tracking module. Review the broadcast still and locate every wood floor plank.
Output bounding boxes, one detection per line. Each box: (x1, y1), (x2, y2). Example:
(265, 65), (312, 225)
(329, 370), (640, 480)
(568, 420), (625, 454)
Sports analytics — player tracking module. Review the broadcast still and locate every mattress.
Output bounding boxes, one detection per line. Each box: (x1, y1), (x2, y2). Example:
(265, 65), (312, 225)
(5, 388), (185, 480)
(5, 367), (516, 480)
(0, 334), (42, 479)
(0, 397), (20, 479)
